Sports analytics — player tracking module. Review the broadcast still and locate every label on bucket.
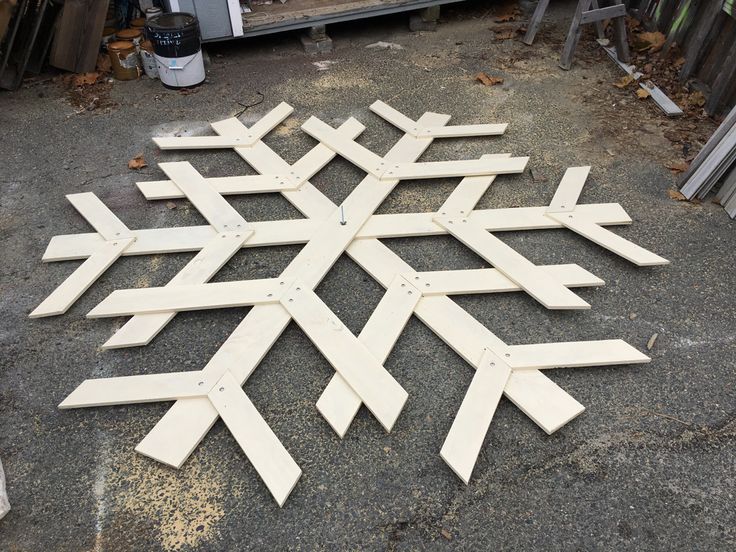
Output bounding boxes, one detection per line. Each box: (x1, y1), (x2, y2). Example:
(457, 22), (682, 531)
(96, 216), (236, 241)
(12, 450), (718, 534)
(120, 52), (140, 69)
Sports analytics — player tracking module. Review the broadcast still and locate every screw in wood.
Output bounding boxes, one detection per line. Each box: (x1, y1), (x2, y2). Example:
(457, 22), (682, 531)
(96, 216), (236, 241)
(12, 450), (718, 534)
(340, 205), (347, 226)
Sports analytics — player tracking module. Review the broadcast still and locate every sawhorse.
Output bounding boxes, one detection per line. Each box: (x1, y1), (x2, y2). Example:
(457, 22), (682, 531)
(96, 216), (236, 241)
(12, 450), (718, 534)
(522, 0), (630, 70)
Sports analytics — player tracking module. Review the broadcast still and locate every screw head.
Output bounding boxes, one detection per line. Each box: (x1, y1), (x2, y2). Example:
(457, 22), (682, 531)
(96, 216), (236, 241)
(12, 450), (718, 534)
(219, 387), (225, 392)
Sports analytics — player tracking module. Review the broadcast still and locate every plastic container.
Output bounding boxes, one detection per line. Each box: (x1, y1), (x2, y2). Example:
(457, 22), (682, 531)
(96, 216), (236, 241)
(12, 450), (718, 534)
(145, 13), (205, 89)
(107, 41), (141, 81)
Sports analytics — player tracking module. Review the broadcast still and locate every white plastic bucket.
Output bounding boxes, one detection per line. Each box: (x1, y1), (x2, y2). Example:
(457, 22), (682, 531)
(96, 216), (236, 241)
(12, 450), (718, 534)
(154, 51), (205, 88)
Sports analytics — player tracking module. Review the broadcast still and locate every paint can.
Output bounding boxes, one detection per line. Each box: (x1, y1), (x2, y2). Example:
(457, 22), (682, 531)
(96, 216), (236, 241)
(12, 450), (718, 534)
(130, 17), (146, 30)
(101, 27), (117, 47)
(116, 28), (143, 48)
(146, 13), (205, 89)
(107, 40), (141, 81)
(140, 40), (159, 79)
(145, 7), (163, 19)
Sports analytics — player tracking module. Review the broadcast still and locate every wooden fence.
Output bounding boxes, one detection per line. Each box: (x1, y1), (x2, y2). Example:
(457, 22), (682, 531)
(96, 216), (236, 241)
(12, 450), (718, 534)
(625, 0), (736, 116)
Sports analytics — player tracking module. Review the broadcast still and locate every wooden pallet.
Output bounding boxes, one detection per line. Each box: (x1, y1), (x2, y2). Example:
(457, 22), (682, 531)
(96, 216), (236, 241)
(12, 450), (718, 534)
(33, 100), (667, 506)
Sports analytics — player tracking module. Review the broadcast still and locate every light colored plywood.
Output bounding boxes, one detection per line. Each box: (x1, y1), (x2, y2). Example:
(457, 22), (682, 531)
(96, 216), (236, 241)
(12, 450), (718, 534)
(546, 212), (670, 266)
(440, 349), (512, 484)
(103, 232), (252, 349)
(42, 219), (318, 261)
(505, 339), (650, 369)
(434, 217), (590, 310)
(159, 162), (249, 232)
(346, 238), (586, 436)
(546, 166), (591, 212)
(385, 157), (528, 180)
(413, 264), (604, 296)
(137, 175), (296, 200)
(30, 238), (135, 318)
(208, 370), (301, 507)
(301, 116), (385, 176)
(369, 100), (507, 137)
(136, 303), (292, 468)
(438, 154), (511, 215)
(87, 278), (285, 318)
(317, 275), (421, 437)
(154, 103), (294, 150)
(135, 112), (450, 467)
(503, 369), (585, 434)
(355, 203), (633, 239)
(59, 370), (213, 408)
(281, 284), (408, 432)
(411, 294), (585, 434)
(417, 124), (508, 138)
(66, 193), (133, 240)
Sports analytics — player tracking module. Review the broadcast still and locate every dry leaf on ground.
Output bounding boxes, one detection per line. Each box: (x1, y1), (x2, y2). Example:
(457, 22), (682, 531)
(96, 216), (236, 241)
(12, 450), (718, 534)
(636, 88), (651, 99)
(128, 154), (147, 170)
(666, 161), (689, 174)
(72, 72), (100, 87)
(667, 188), (688, 200)
(634, 31), (666, 52)
(492, 27), (518, 41)
(688, 90), (706, 107)
(613, 74), (636, 88)
(475, 72), (504, 86)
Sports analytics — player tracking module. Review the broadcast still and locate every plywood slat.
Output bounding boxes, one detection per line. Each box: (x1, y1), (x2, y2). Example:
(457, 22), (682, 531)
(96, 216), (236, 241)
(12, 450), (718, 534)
(159, 162), (249, 232)
(208, 370), (301, 507)
(103, 231), (252, 349)
(30, 238), (135, 318)
(281, 284), (408, 432)
(385, 157), (528, 180)
(435, 217), (590, 310)
(317, 275), (421, 437)
(414, 264), (604, 295)
(546, 212), (669, 266)
(546, 166), (591, 212)
(87, 278), (285, 318)
(66, 193), (133, 240)
(440, 350), (512, 484)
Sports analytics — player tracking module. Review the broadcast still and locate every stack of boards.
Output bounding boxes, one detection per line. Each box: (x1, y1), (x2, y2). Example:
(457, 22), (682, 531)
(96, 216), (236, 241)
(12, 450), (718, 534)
(680, 104), (736, 218)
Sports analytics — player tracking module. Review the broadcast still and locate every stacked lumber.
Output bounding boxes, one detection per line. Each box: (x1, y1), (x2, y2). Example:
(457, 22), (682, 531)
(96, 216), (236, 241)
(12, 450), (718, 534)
(680, 104), (736, 218)
(48, 0), (108, 73)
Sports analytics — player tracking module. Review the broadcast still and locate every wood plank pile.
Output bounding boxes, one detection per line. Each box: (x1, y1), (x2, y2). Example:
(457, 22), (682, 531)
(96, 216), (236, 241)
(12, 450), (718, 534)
(31, 101), (668, 506)
(680, 104), (736, 218)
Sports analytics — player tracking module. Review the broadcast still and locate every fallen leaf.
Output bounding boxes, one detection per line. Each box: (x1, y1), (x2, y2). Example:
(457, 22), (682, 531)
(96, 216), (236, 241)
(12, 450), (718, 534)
(666, 161), (689, 174)
(441, 529), (453, 541)
(646, 333), (658, 350)
(634, 31), (666, 53)
(636, 88), (651, 99)
(667, 188), (688, 200)
(475, 72), (504, 86)
(493, 28), (517, 41)
(72, 72), (99, 86)
(128, 154), (147, 170)
(688, 90), (706, 107)
(674, 56), (686, 68)
(165, 201), (177, 210)
(613, 74), (635, 88)
(629, 313), (638, 320)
